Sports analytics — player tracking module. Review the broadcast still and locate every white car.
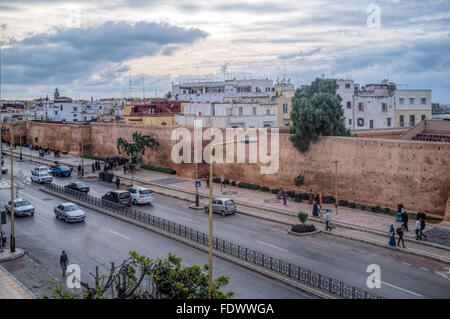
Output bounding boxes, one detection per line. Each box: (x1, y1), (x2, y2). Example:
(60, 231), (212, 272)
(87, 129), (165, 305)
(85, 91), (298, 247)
(31, 171), (53, 184)
(5, 198), (35, 217)
(54, 203), (86, 223)
(31, 166), (52, 175)
(127, 186), (154, 205)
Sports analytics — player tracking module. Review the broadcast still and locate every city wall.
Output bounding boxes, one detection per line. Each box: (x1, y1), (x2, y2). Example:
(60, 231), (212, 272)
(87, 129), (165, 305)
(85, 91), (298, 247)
(4, 121), (450, 217)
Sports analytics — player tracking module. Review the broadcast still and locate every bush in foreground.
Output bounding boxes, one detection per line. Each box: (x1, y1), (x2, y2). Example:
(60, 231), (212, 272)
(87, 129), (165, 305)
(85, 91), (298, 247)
(291, 224), (316, 233)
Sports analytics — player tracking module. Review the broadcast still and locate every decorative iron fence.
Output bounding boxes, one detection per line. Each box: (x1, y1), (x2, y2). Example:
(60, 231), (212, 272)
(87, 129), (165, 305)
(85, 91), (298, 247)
(44, 183), (382, 299)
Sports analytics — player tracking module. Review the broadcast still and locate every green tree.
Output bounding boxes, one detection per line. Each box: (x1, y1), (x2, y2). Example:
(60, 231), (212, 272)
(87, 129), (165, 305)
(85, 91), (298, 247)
(294, 173), (304, 188)
(117, 132), (159, 182)
(290, 78), (350, 152)
(45, 252), (233, 299)
(165, 91), (172, 100)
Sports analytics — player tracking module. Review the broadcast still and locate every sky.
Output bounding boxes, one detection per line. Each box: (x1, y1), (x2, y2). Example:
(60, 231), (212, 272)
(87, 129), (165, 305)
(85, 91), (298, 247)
(0, 0), (449, 103)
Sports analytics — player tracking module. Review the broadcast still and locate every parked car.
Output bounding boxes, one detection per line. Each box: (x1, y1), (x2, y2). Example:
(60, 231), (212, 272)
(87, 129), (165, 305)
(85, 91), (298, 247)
(101, 190), (131, 206)
(64, 182), (90, 194)
(31, 166), (52, 175)
(54, 203), (86, 223)
(51, 165), (72, 177)
(5, 198), (34, 217)
(31, 171), (53, 184)
(204, 198), (236, 216)
(127, 185), (154, 205)
(106, 156), (129, 165)
(2, 167), (7, 174)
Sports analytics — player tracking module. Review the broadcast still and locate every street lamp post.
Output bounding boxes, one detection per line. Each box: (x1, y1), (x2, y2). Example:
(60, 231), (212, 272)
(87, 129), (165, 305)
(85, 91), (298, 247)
(334, 160), (338, 215)
(208, 138), (257, 299)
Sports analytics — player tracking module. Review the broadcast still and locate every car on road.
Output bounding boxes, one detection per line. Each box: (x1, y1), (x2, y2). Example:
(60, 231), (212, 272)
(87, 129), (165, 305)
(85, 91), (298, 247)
(101, 190), (132, 206)
(54, 203), (86, 223)
(204, 198), (236, 216)
(2, 167), (7, 174)
(31, 171), (53, 184)
(5, 198), (34, 217)
(31, 166), (52, 175)
(127, 185), (154, 205)
(64, 182), (90, 194)
(51, 165), (72, 177)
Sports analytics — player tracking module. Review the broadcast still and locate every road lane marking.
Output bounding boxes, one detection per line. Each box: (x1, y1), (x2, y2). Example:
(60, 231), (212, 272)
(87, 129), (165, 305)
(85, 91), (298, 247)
(110, 230), (131, 240)
(256, 240), (289, 252)
(375, 280), (423, 297)
(402, 262), (412, 266)
(419, 267), (429, 271)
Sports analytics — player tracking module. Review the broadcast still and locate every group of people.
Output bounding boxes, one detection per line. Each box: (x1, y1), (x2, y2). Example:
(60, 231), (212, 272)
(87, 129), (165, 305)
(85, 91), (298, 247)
(388, 204), (428, 248)
(105, 158), (120, 172)
(91, 161), (102, 173)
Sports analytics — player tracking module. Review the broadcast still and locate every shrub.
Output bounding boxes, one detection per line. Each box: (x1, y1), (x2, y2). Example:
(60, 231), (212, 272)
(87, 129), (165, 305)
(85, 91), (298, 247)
(417, 212), (427, 220)
(294, 173), (304, 187)
(62, 151), (68, 155)
(260, 186), (270, 192)
(297, 211), (308, 224)
(231, 181), (236, 186)
(360, 205), (366, 211)
(349, 202), (356, 208)
(301, 192), (310, 200)
(238, 182), (260, 191)
(370, 206), (377, 212)
(322, 195), (336, 204)
(213, 178), (230, 184)
(271, 188), (280, 194)
(82, 154), (105, 161)
(384, 208), (391, 214)
(291, 224), (316, 233)
(287, 190), (295, 198)
(339, 200), (349, 206)
(141, 164), (176, 175)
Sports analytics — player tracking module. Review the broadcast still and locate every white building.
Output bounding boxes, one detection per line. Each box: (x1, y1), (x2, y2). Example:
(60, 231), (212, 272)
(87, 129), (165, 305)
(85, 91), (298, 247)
(335, 79), (396, 130)
(175, 101), (278, 128)
(172, 79), (274, 103)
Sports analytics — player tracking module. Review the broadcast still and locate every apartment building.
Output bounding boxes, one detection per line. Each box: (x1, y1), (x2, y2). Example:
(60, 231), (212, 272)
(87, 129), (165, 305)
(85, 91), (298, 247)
(394, 89), (432, 128)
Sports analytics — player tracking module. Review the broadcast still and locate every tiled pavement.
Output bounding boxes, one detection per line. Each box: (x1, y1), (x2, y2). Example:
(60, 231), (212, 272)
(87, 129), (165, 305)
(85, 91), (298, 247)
(0, 264), (34, 299)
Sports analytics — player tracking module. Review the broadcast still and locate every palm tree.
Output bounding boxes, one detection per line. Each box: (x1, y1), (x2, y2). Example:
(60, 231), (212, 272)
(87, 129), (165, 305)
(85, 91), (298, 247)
(117, 132), (159, 184)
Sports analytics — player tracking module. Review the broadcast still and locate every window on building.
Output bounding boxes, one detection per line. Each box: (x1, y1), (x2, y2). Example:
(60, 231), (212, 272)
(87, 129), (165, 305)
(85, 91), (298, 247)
(399, 115), (404, 127)
(60, 105), (63, 111)
(348, 119), (352, 125)
(370, 120), (374, 129)
(252, 107), (256, 116)
(284, 123), (289, 127)
(382, 103), (387, 112)
(421, 98), (427, 105)
(336, 84), (340, 89)
(399, 98), (404, 105)
(345, 83), (351, 89)
(409, 98), (414, 105)
(266, 109), (271, 115)
(347, 101), (351, 109)
(421, 114), (426, 121)
(283, 104), (288, 113)
(410, 115), (415, 127)
(357, 118), (364, 127)
(55, 111), (58, 115)
(387, 118), (391, 127)
(238, 107), (243, 116)
(358, 103), (363, 111)
(73, 107), (78, 111)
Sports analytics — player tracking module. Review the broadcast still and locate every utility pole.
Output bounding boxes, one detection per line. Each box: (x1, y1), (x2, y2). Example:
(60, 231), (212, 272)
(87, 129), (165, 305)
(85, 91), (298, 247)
(10, 124), (15, 252)
(81, 127), (84, 176)
(19, 122), (22, 161)
(334, 160), (338, 215)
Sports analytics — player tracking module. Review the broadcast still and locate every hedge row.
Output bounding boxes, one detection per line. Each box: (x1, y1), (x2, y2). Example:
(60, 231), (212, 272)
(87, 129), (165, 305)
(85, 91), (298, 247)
(141, 164), (176, 175)
(82, 154), (105, 161)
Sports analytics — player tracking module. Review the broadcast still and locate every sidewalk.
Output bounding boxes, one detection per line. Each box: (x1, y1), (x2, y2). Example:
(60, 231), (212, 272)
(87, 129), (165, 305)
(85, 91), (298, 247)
(0, 251), (34, 299)
(6, 147), (450, 263)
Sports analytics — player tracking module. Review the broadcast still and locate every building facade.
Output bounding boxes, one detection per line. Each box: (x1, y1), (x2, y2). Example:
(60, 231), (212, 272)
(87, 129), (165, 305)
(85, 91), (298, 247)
(394, 90), (432, 128)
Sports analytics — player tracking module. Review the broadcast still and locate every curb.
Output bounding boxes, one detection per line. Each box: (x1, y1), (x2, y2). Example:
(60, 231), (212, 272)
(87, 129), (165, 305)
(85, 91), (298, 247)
(288, 229), (322, 236)
(0, 248), (25, 263)
(0, 264), (36, 299)
(40, 187), (337, 299)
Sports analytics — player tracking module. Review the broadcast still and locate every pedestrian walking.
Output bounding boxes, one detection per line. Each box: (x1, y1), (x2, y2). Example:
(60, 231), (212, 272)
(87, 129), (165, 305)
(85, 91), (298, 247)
(206, 179), (210, 189)
(77, 164), (82, 176)
(282, 190), (287, 207)
(401, 207), (409, 231)
(420, 218), (427, 241)
(60, 250), (69, 277)
(123, 164), (127, 175)
(221, 174), (226, 188)
(308, 189), (313, 205)
(325, 210), (332, 231)
(389, 224), (396, 247)
(415, 218), (422, 240)
(396, 225), (406, 248)
(1, 155), (4, 166)
(312, 200), (319, 217)
(115, 176), (121, 189)
(318, 192), (323, 207)
(92, 163), (95, 173)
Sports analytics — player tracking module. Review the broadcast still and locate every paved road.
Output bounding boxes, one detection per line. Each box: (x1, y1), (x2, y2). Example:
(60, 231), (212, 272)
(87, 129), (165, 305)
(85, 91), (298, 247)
(2, 158), (450, 298)
(0, 159), (310, 299)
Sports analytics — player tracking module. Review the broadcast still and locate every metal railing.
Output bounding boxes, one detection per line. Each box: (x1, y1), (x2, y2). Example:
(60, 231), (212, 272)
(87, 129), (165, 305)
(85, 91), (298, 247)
(44, 183), (382, 299)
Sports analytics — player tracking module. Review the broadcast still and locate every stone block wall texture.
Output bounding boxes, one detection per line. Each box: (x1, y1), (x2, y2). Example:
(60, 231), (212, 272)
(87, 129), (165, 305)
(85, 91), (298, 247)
(7, 122), (450, 217)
